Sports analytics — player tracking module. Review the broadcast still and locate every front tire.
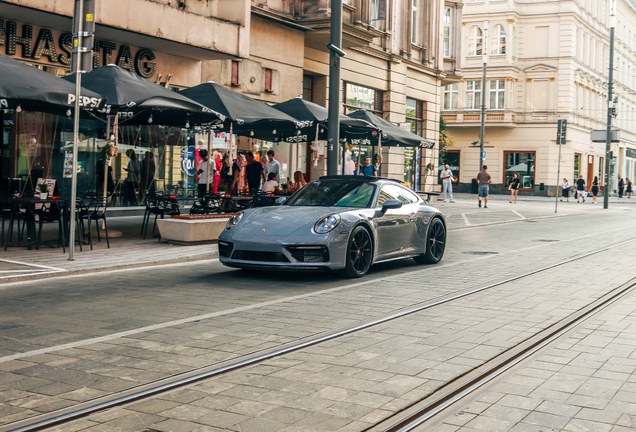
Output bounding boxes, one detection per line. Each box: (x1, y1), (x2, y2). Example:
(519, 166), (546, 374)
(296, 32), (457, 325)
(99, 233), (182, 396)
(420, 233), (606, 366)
(414, 217), (446, 264)
(342, 226), (373, 278)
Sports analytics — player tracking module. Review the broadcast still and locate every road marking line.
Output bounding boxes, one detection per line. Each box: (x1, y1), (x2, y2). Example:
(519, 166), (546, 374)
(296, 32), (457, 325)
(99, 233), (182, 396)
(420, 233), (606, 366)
(0, 226), (632, 364)
(0, 270), (50, 273)
(0, 258), (65, 271)
(0, 258), (220, 290)
(511, 209), (526, 219)
(461, 214), (471, 226)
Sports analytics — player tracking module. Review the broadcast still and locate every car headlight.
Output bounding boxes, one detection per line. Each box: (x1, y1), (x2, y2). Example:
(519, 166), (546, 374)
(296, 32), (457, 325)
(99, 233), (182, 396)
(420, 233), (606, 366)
(314, 214), (341, 234)
(226, 211), (244, 229)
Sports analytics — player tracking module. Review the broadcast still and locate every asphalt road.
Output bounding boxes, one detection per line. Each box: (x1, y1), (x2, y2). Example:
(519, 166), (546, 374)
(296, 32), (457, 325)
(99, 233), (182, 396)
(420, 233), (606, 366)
(1, 204), (635, 431)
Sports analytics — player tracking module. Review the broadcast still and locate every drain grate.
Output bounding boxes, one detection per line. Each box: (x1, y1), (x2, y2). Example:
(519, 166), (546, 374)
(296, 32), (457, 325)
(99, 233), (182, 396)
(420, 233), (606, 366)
(462, 251), (499, 255)
(533, 239), (560, 243)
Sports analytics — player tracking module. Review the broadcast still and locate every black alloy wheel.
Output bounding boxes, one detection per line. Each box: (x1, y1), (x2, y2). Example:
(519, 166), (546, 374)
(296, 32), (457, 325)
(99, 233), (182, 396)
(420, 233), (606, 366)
(342, 226), (373, 278)
(414, 217), (446, 264)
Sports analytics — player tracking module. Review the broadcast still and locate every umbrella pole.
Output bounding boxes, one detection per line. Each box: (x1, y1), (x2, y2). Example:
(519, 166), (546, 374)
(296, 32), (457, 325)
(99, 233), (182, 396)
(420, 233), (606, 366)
(377, 134), (382, 177)
(206, 130), (211, 193)
(102, 115), (112, 230)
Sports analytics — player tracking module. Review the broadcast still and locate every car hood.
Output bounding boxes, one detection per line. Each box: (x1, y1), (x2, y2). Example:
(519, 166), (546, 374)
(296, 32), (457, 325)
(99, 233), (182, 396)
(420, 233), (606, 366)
(233, 206), (348, 237)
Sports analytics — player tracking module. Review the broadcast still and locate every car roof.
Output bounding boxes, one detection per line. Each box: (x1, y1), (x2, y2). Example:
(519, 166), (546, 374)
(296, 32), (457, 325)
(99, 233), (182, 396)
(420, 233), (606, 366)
(318, 175), (402, 183)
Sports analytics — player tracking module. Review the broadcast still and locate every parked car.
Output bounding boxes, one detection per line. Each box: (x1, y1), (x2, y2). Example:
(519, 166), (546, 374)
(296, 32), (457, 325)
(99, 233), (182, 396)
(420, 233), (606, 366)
(218, 176), (446, 277)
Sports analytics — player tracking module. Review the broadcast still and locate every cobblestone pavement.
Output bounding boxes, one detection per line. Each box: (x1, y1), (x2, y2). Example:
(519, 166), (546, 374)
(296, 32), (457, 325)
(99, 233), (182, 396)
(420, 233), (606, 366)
(0, 197), (634, 431)
(427, 282), (636, 432)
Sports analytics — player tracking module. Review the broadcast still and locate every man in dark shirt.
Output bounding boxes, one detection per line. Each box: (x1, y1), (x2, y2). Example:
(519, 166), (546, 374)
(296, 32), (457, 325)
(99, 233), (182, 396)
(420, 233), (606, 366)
(576, 175), (586, 203)
(245, 151), (266, 193)
(359, 157), (377, 176)
(476, 165), (492, 208)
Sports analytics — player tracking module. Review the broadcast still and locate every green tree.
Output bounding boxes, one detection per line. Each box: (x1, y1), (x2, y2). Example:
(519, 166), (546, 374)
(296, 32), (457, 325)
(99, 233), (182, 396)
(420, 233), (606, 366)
(438, 116), (455, 166)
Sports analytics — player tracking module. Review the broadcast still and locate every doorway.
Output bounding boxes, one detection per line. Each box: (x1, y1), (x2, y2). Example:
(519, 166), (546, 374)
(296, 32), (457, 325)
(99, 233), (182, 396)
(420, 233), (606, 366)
(587, 155), (594, 190)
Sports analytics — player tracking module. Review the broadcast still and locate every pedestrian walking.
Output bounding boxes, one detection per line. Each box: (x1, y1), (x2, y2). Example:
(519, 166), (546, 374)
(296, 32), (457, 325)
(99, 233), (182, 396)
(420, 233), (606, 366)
(560, 178), (570, 202)
(618, 177), (625, 198)
(264, 149), (281, 182)
(440, 164), (455, 203)
(475, 165), (492, 208)
(627, 178), (633, 198)
(590, 175), (599, 203)
(196, 149), (215, 198)
(576, 175), (586, 203)
(509, 173), (520, 204)
(245, 151), (266, 194)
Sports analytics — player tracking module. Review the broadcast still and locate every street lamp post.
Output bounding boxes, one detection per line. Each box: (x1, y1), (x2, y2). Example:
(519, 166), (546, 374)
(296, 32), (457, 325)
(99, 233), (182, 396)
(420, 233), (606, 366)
(327, 0), (344, 176)
(479, 20), (489, 171)
(604, 0), (616, 209)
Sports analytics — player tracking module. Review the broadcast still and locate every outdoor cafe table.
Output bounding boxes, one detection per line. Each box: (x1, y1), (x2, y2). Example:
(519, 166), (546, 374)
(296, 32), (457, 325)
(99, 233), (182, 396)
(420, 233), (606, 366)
(5, 197), (68, 250)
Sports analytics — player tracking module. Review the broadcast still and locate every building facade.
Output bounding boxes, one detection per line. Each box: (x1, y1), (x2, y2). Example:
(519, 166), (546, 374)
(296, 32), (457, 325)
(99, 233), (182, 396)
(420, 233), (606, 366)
(1, 0), (462, 202)
(443, 0), (636, 196)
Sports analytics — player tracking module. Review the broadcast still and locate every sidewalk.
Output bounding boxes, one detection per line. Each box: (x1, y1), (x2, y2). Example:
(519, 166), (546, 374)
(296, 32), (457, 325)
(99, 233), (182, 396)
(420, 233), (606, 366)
(0, 215), (219, 283)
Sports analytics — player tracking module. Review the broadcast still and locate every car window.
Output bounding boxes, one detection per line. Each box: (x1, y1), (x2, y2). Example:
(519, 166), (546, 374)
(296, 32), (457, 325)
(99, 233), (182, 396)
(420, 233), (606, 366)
(286, 180), (376, 208)
(376, 184), (402, 207)
(335, 182), (376, 208)
(399, 187), (420, 204)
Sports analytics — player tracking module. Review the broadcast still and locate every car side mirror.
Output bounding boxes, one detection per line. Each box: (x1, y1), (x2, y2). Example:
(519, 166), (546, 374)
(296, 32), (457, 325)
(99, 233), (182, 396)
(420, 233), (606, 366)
(381, 199), (402, 213)
(275, 196), (288, 205)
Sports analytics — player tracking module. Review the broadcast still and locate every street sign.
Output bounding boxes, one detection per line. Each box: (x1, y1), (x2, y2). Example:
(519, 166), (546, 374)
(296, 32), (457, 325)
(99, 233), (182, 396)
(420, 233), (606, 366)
(591, 130), (620, 142)
(482, 151), (486, 159)
(557, 119), (567, 145)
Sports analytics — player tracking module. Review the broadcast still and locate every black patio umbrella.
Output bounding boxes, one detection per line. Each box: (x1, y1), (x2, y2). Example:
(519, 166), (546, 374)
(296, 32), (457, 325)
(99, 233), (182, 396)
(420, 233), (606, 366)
(0, 54), (106, 113)
(63, 65), (225, 126)
(178, 82), (301, 140)
(347, 110), (435, 149)
(272, 97), (379, 143)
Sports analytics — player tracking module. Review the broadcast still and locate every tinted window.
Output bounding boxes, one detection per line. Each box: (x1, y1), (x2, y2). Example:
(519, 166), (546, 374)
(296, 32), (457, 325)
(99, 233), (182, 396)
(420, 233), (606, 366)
(399, 187), (420, 204)
(377, 184), (419, 206)
(286, 180), (376, 208)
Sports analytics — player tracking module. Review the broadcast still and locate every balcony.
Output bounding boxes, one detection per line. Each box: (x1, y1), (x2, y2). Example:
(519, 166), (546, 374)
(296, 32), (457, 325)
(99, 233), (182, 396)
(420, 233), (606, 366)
(442, 110), (516, 127)
(291, 0), (383, 51)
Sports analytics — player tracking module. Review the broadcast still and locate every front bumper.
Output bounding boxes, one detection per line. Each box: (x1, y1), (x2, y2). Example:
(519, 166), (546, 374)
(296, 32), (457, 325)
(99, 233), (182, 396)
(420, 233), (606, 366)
(218, 230), (349, 271)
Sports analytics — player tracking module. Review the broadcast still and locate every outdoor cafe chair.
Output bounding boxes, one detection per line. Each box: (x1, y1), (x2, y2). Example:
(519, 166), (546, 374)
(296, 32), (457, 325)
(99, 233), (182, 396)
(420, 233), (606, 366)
(3, 196), (33, 251)
(79, 193), (110, 249)
(150, 194), (180, 240)
(141, 190), (162, 239)
(189, 192), (222, 215)
(1, 193), (25, 248)
(36, 201), (66, 253)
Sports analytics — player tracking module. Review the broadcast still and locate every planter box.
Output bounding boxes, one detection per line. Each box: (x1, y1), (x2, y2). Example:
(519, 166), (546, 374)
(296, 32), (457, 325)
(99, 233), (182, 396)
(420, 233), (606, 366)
(156, 215), (231, 245)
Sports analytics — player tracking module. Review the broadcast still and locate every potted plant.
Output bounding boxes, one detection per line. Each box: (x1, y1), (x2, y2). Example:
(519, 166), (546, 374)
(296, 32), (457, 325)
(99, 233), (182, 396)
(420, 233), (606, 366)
(38, 182), (49, 199)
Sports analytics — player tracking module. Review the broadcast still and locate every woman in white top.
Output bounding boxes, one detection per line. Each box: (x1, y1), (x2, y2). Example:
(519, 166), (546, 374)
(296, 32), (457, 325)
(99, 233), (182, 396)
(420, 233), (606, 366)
(262, 172), (281, 194)
(560, 178), (570, 202)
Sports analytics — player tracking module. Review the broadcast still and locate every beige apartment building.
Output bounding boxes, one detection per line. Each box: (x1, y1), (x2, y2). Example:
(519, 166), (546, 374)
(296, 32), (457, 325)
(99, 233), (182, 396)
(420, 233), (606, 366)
(443, 0), (636, 196)
(1, 0), (463, 197)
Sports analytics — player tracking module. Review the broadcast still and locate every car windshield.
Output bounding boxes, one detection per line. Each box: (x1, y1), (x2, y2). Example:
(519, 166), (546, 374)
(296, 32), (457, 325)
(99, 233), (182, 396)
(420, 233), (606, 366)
(285, 180), (376, 208)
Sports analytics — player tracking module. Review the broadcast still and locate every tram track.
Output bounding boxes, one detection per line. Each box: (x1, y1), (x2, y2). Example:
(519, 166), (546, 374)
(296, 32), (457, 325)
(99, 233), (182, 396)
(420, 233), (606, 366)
(3, 235), (636, 432)
(367, 276), (636, 432)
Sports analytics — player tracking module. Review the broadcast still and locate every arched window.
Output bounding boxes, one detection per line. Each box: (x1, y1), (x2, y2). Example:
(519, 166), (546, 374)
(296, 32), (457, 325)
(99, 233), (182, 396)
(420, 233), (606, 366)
(467, 26), (483, 56)
(491, 25), (506, 55)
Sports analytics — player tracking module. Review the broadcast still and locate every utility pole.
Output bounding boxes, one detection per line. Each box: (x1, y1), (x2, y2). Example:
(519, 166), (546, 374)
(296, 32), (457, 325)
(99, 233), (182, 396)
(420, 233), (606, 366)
(68, 0), (95, 260)
(604, 0), (616, 209)
(479, 20), (489, 171)
(327, 0), (345, 176)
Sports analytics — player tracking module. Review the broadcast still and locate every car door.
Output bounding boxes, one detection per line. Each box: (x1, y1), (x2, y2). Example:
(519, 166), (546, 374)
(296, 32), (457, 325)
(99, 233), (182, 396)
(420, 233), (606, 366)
(395, 185), (423, 254)
(374, 184), (413, 257)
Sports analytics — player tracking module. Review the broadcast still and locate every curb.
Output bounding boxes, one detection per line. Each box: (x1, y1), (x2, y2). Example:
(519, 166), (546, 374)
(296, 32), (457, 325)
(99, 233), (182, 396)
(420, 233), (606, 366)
(0, 251), (220, 286)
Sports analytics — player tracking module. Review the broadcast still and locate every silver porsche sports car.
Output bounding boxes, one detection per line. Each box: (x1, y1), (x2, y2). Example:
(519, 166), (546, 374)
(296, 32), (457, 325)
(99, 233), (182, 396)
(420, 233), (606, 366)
(218, 176), (446, 277)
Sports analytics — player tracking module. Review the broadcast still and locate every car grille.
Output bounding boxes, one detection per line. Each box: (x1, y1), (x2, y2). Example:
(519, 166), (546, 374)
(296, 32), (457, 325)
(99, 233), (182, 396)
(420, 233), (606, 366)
(286, 246), (329, 263)
(218, 241), (233, 258)
(232, 250), (290, 262)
